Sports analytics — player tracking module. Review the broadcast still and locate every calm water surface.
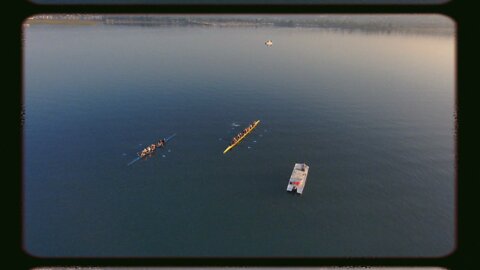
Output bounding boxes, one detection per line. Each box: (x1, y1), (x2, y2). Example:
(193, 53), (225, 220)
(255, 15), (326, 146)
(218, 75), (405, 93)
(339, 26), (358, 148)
(24, 19), (455, 257)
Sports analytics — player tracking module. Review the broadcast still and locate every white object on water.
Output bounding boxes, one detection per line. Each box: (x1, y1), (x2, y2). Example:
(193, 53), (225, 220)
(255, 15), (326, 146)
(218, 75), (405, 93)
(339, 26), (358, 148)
(162, 155), (166, 158)
(286, 163), (309, 195)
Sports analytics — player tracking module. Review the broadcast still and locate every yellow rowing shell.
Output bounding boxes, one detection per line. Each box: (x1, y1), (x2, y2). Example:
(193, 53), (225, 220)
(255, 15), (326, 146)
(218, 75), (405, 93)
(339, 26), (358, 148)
(223, 120), (260, 154)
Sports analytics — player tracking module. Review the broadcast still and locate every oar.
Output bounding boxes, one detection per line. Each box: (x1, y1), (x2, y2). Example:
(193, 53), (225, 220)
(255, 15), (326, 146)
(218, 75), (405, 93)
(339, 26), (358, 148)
(164, 133), (176, 142)
(127, 156), (141, 166)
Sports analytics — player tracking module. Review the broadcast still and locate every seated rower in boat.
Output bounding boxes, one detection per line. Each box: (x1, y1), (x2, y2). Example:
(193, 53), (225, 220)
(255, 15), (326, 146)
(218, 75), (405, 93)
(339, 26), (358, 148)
(140, 145), (153, 158)
(157, 139), (166, 147)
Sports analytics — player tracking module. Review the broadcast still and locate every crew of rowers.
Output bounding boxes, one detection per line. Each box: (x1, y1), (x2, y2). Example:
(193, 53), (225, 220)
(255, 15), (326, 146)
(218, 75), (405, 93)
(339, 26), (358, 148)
(230, 123), (255, 145)
(139, 138), (166, 158)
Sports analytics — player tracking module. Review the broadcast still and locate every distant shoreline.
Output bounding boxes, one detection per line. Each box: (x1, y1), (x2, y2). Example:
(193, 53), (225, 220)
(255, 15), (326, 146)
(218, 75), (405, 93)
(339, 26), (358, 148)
(25, 15), (454, 36)
(26, 19), (98, 26)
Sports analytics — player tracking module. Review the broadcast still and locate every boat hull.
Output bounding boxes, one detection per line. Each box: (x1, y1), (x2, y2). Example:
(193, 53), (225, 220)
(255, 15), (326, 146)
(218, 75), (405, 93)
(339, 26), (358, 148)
(127, 133), (176, 166)
(286, 163), (309, 194)
(223, 120), (260, 154)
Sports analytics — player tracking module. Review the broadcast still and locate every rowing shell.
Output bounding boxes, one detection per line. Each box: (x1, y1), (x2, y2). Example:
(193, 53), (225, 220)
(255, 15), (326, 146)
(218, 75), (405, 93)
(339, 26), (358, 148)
(223, 120), (260, 154)
(127, 133), (176, 166)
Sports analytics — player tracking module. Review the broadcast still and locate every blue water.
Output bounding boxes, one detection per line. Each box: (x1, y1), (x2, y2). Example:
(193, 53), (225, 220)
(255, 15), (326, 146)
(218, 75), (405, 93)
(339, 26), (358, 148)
(24, 17), (455, 257)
